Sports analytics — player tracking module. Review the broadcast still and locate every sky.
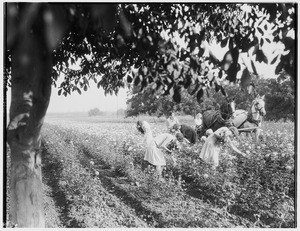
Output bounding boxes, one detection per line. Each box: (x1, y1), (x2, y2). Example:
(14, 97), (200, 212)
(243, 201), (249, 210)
(47, 84), (128, 113)
(6, 83), (128, 114)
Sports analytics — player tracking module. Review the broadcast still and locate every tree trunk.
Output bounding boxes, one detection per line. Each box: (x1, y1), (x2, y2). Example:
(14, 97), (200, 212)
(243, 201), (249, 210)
(7, 12), (52, 227)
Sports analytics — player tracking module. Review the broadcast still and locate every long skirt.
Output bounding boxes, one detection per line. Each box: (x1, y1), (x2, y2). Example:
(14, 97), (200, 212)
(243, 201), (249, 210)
(144, 140), (166, 166)
(199, 134), (220, 167)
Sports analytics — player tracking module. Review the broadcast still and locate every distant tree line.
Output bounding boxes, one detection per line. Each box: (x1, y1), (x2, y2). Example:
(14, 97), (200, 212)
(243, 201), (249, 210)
(126, 73), (295, 122)
(88, 108), (103, 116)
(88, 108), (126, 117)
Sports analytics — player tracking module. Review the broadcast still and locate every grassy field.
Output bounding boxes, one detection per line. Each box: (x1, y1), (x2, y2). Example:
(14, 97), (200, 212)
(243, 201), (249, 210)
(6, 113), (295, 228)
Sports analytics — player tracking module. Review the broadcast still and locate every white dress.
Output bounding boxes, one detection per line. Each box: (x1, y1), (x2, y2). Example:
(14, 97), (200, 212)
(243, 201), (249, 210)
(142, 121), (166, 166)
(199, 127), (232, 167)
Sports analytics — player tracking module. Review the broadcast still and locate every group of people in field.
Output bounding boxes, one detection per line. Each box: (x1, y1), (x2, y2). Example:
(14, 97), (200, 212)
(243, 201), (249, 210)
(136, 112), (246, 180)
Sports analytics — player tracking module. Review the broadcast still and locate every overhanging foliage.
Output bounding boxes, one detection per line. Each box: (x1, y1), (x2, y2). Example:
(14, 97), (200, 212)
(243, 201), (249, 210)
(6, 3), (296, 101)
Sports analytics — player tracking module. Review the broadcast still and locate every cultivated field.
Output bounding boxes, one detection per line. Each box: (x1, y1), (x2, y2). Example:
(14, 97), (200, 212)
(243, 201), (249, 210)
(6, 114), (295, 228)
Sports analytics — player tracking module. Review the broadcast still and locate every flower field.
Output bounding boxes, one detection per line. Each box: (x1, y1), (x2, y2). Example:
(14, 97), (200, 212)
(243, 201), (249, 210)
(36, 115), (295, 227)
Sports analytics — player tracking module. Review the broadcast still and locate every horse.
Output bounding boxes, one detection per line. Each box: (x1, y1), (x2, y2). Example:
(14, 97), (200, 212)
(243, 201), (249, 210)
(231, 95), (266, 142)
(220, 97), (236, 120)
(198, 97), (236, 137)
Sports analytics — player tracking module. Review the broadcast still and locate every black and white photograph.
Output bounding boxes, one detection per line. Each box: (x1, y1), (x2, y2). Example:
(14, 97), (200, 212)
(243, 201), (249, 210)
(2, 2), (297, 228)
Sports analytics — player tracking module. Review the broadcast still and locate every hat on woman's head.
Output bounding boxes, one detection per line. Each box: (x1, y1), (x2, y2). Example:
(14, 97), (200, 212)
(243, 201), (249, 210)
(175, 132), (184, 142)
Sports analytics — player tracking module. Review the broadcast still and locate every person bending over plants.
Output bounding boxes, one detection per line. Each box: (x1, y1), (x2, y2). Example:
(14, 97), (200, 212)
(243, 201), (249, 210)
(137, 121), (186, 179)
(154, 132), (185, 166)
(173, 123), (197, 144)
(199, 126), (245, 170)
(136, 120), (167, 180)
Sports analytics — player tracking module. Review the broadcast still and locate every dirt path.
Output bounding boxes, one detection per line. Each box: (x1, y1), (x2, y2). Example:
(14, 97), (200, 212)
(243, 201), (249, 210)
(42, 146), (82, 227)
(41, 141), (149, 228)
(77, 145), (165, 227)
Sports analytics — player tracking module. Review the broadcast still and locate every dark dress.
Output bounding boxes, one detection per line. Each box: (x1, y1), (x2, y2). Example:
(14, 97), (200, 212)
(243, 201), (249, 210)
(180, 124), (197, 144)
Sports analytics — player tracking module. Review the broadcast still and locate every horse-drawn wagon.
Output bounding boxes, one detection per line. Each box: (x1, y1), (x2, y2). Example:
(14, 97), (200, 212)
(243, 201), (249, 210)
(197, 95), (266, 142)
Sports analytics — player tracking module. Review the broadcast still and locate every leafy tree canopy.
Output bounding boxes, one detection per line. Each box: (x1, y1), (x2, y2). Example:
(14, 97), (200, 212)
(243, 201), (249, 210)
(126, 84), (232, 118)
(6, 3), (295, 101)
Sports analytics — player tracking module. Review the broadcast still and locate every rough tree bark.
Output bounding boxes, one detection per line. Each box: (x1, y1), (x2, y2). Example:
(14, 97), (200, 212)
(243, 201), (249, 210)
(6, 4), (52, 227)
(6, 3), (118, 227)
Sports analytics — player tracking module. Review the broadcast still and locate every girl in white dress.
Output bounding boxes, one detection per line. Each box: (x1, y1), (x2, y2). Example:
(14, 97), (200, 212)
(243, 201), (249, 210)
(137, 121), (166, 178)
(154, 132), (184, 165)
(199, 127), (245, 169)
